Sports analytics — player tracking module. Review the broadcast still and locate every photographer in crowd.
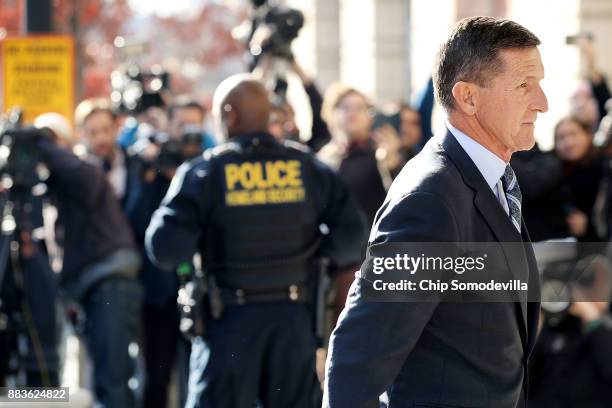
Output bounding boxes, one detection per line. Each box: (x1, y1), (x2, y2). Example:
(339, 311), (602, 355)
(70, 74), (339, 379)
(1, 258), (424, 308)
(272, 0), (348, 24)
(33, 123), (142, 407)
(316, 84), (405, 318)
(115, 65), (171, 150)
(319, 83), (403, 227)
(127, 100), (213, 408)
(0, 112), (62, 388)
(167, 96), (217, 152)
(261, 58), (331, 152)
(105, 65), (216, 407)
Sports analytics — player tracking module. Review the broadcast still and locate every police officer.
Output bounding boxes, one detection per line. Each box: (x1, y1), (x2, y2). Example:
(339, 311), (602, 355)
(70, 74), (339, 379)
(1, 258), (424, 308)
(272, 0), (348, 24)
(145, 74), (367, 408)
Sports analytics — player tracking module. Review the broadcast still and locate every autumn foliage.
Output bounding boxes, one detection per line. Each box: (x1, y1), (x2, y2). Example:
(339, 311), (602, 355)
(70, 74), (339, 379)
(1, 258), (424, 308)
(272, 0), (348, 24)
(0, 0), (247, 101)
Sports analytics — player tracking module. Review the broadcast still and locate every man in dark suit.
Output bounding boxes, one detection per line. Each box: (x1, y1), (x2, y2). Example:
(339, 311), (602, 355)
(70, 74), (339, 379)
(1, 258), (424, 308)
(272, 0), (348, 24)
(323, 17), (548, 408)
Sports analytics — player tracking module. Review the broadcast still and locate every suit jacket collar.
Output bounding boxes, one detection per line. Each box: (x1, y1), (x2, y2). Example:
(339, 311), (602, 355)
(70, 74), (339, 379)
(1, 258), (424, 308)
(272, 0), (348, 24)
(439, 131), (524, 243)
(438, 131), (540, 352)
(447, 122), (507, 191)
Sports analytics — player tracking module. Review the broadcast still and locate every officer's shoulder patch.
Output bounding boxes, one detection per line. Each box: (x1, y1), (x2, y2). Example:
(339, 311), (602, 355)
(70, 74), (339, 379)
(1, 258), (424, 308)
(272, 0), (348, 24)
(282, 139), (311, 154)
(204, 142), (242, 160)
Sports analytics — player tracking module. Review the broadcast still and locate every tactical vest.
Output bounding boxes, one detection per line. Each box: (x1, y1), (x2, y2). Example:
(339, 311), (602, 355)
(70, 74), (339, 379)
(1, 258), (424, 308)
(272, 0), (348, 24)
(202, 134), (322, 291)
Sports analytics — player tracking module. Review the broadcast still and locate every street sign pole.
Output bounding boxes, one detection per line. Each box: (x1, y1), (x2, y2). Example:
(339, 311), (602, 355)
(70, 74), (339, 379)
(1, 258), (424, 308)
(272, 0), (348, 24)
(25, 0), (53, 33)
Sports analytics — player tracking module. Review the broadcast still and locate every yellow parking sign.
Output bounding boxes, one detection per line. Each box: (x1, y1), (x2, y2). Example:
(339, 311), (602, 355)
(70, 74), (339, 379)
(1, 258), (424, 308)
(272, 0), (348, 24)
(1, 35), (75, 124)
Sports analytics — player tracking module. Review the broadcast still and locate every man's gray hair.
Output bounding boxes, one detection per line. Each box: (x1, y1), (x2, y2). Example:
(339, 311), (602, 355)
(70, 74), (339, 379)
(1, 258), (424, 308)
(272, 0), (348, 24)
(433, 16), (540, 112)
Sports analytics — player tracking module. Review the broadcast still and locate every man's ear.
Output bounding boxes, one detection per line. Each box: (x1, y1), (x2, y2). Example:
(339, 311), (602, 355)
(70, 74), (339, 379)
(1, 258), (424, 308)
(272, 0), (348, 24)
(451, 81), (478, 116)
(224, 108), (239, 134)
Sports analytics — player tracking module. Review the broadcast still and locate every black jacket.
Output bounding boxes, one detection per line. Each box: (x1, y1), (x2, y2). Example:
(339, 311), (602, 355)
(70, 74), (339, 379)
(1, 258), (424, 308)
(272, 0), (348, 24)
(324, 132), (541, 408)
(126, 172), (178, 305)
(304, 82), (332, 152)
(560, 152), (607, 242)
(591, 76), (611, 124)
(338, 143), (388, 228)
(39, 140), (137, 286)
(146, 132), (367, 279)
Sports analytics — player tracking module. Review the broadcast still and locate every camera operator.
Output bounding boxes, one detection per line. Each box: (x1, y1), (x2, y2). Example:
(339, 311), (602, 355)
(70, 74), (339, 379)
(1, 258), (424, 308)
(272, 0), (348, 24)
(126, 113), (210, 408)
(32, 126), (142, 407)
(115, 65), (171, 151)
(0, 120), (60, 389)
(122, 95), (221, 408)
(529, 299), (612, 407)
(319, 83), (403, 227)
(372, 79), (435, 179)
(260, 57), (332, 152)
(317, 85), (403, 318)
(240, 1), (333, 151)
(167, 96), (216, 151)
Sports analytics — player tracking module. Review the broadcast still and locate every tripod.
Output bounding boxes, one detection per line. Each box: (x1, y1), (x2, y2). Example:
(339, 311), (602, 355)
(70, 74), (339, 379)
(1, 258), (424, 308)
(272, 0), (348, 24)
(0, 185), (58, 388)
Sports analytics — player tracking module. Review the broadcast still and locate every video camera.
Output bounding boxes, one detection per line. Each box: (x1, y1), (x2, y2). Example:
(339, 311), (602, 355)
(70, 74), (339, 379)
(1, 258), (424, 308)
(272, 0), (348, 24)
(0, 109), (46, 198)
(372, 111), (401, 133)
(0, 110), (56, 386)
(234, 0), (304, 102)
(244, 0), (304, 67)
(110, 64), (170, 115)
(129, 125), (204, 174)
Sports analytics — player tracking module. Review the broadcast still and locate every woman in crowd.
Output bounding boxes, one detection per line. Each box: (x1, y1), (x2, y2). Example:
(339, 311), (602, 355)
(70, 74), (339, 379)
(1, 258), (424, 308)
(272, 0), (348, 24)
(394, 103), (423, 175)
(554, 115), (608, 242)
(319, 83), (403, 227)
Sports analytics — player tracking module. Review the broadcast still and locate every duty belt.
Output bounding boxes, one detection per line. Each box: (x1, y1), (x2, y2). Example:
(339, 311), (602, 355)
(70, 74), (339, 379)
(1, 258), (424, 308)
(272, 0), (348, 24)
(220, 284), (309, 306)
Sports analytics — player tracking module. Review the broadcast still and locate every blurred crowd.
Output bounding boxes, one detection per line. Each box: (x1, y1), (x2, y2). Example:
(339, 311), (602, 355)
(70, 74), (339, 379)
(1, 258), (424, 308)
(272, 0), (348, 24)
(1, 28), (612, 408)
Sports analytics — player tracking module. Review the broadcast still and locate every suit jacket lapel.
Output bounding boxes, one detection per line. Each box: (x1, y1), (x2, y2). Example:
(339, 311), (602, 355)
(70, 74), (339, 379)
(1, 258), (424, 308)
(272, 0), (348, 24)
(440, 131), (530, 347)
(520, 220), (541, 356)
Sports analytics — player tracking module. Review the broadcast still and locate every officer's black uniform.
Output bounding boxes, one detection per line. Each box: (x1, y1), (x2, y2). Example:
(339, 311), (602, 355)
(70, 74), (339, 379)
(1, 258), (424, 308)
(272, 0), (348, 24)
(146, 131), (367, 408)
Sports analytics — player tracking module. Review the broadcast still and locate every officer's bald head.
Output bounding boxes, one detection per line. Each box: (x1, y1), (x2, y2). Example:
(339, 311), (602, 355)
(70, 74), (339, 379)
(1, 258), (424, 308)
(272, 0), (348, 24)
(212, 74), (271, 140)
